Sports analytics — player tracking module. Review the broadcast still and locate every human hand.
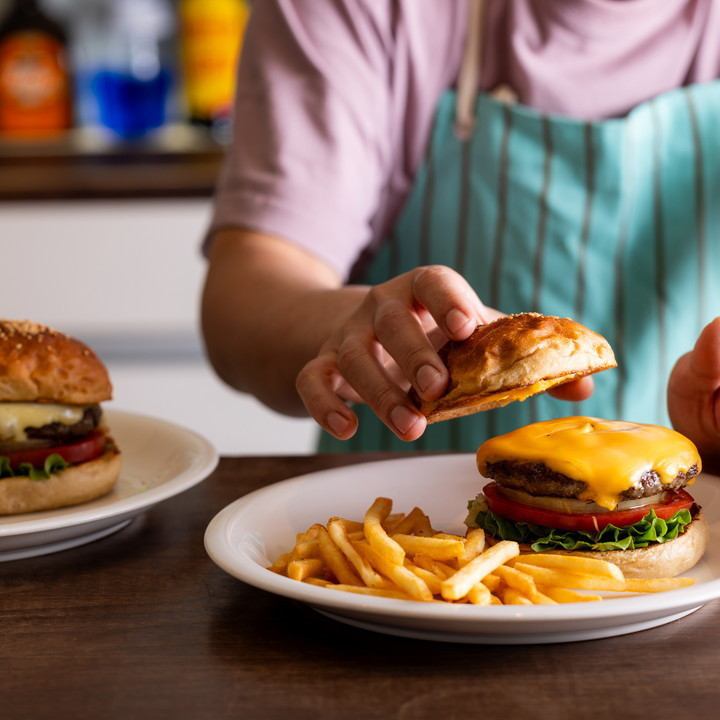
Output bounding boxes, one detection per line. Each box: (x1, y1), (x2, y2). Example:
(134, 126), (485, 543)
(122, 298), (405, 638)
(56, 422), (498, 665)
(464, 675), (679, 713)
(668, 318), (720, 463)
(296, 265), (593, 441)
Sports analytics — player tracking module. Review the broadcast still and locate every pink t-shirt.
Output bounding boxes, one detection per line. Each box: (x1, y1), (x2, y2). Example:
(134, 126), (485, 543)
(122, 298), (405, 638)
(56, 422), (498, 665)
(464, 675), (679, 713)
(209, 0), (720, 279)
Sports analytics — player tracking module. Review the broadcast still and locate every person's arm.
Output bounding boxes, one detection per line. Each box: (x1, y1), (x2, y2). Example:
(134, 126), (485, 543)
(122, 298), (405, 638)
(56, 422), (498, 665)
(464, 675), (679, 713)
(202, 228), (366, 417)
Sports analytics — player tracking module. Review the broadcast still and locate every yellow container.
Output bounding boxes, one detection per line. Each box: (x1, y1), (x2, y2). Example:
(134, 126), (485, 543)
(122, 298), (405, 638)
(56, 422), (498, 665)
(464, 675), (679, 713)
(179, 0), (250, 122)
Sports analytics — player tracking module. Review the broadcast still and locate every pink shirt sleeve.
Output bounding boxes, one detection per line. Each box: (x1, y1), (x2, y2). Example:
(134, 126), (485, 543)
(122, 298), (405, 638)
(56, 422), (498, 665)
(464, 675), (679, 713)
(207, 0), (398, 278)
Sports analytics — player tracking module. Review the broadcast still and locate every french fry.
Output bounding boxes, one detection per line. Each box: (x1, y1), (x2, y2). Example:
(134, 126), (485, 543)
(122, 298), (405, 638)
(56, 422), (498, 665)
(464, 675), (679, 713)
(355, 541), (433, 602)
(468, 582), (492, 605)
(515, 563), (695, 593)
(317, 526), (363, 586)
(303, 577), (331, 587)
(287, 558), (324, 581)
(413, 555), (456, 579)
(490, 594), (502, 605)
(482, 573), (502, 592)
(346, 530), (365, 541)
(541, 586), (602, 603)
(269, 552), (291, 574)
(511, 553), (624, 581)
(623, 577), (695, 593)
(364, 498), (406, 565)
(459, 528), (485, 567)
(404, 560), (443, 594)
(383, 512), (405, 532)
(501, 587), (533, 605)
(531, 590), (557, 605)
(391, 507), (427, 535)
(328, 519), (389, 589)
(514, 563), (616, 591)
(392, 534), (465, 561)
(292, 539), (320, 560)
(441, 541), (520, 601)
(494, 565), (538, 599)
(325, 584), (410, 600)
(328, 517), (363, 532)
(414, 512), (434, 537)
(434, 532), (465, 542)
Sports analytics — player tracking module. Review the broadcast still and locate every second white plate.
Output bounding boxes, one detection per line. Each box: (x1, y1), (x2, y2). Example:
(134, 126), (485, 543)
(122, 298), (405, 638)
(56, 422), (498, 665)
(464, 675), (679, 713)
(205, 455), (720, 644)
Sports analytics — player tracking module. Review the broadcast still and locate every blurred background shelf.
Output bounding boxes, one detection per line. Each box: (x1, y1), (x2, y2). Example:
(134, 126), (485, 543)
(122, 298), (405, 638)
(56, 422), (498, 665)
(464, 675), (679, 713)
(0, 125), (223, 200)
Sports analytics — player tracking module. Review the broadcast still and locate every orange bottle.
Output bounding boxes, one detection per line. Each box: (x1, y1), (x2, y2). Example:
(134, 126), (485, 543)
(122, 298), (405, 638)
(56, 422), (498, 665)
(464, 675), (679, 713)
(180, 0), (250, 126)
(0, 0), (72, 138)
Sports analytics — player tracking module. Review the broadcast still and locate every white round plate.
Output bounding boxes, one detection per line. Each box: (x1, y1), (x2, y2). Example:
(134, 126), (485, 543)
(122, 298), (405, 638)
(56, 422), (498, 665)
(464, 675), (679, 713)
(205, 455), (720, 644)
(0, 409), (218, 561)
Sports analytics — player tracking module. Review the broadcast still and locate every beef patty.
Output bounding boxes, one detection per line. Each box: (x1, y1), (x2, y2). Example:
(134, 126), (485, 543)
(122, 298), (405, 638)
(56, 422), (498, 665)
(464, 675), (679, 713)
(485, 460), (698, 500)
(25, 405), (102, 443)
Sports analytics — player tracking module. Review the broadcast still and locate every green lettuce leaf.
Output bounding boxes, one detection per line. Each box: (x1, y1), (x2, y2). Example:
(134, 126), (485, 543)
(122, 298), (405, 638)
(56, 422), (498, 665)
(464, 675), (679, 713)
(466, 495), (693, 552)
(0, 453), (70, 481)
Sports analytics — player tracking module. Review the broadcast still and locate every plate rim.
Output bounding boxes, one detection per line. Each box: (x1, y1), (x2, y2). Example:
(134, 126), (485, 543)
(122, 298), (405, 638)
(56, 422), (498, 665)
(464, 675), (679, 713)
(0, 408), (218, 537)
(204, 454), (720, 625)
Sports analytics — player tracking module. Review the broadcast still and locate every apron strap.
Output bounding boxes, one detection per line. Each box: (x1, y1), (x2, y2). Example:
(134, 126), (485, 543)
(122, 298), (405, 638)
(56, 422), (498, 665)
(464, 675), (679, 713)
(456, 0), (486, 139)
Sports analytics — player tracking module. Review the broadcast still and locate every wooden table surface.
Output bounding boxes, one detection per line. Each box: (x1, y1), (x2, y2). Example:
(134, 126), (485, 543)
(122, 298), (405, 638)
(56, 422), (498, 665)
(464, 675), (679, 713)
(3, 455), (719, 720)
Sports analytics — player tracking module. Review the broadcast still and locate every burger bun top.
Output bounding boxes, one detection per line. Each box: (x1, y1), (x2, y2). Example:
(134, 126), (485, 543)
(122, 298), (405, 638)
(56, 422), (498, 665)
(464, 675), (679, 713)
(0, 320), (112, 405)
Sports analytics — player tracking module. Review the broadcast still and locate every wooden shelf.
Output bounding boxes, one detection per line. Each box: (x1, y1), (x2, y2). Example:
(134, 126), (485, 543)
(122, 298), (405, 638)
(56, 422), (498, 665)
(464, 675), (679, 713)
(0, 125), (225, 201)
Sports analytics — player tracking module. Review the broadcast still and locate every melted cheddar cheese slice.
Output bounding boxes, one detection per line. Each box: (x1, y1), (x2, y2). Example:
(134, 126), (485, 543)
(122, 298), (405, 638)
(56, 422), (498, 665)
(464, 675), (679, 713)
(476, 416), (701, 510)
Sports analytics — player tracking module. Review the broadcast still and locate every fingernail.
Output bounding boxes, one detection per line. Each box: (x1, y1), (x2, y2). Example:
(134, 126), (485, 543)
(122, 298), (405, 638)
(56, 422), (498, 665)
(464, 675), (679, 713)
(446, 308), (473, 335)
(327, 411), (350, 436)
(390, 406), (422, 435)
(416, 364), (442, 394)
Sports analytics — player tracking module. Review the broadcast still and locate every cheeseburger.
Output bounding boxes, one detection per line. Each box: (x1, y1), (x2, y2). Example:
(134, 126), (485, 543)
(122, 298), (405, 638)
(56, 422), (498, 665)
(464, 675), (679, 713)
(414, 313), (616, 423)
(0, 320), (121, 515)
(467, 417), (707, 578)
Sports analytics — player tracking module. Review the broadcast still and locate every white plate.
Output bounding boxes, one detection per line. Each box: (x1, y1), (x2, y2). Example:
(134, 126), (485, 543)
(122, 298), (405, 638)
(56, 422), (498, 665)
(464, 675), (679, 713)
(205, 455), (720, 644)
(0, 409), (218, 561)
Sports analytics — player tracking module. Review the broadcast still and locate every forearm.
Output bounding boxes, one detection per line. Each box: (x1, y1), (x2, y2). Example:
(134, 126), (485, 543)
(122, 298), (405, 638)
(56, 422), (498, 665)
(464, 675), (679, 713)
(201, 229), (367, 416)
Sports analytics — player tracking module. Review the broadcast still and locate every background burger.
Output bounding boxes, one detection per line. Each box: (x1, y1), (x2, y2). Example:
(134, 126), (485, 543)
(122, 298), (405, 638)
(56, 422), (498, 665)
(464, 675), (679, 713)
(467, 417), (708, 578)
(0, 320), (121, 515)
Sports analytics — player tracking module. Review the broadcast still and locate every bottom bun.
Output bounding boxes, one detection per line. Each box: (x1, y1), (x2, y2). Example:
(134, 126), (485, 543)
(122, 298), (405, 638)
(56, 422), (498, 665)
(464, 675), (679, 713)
(544, 516), (709, 578)
(0, 449), (121, 516)
(422, 372), (583, 424)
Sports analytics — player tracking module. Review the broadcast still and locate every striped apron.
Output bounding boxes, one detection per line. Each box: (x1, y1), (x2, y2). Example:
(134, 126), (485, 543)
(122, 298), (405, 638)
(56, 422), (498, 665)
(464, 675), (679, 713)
(319, 4), (720, 454)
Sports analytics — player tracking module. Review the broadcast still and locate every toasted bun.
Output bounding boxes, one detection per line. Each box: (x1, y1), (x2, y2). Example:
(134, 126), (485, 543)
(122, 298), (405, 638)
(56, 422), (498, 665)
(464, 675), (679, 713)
(416, 313), (616, 423)
(0, 320), (112, 404)
(0, 449), (121, 515)
(542, 516), (708, 579)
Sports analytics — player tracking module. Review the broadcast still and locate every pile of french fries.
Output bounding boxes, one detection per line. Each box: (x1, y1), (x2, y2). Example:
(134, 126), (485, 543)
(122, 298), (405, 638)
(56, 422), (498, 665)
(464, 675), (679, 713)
(269, 497), (694, 604)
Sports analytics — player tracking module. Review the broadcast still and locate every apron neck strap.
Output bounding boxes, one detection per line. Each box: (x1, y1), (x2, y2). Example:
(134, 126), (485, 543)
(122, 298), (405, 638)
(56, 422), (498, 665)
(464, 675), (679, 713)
(456, 0), (486, 139)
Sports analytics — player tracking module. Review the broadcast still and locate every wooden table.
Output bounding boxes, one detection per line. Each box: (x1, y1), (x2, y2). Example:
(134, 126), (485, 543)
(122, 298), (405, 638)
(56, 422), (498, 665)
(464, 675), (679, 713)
(3, 455), (719, 720)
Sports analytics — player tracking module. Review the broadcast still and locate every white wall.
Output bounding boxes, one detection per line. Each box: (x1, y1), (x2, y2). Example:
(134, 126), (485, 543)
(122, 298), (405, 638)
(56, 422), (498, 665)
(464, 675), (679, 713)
(0, 200), (317, 455)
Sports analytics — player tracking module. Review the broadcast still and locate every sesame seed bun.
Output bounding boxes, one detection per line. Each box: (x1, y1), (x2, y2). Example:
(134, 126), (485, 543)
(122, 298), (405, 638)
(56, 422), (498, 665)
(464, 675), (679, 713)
(0, 448), (121, 515)
(415, 313), (616, 424)
(0, 320), (112, 405)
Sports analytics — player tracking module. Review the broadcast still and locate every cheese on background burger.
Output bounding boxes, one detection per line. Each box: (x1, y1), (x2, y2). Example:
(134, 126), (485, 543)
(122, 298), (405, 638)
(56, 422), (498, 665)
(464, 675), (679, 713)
(0, 320), (121, 515)
(413, 312), (617, 423)
(467, 417), (707, 578)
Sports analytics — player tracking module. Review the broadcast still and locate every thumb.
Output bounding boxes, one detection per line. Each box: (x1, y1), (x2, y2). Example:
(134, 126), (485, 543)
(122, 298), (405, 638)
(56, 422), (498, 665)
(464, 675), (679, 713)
(688, 317), (720, 392)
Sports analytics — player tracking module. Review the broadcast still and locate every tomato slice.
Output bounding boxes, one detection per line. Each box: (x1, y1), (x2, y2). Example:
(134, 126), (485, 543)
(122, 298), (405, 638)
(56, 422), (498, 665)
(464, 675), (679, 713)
(2, 431), (107, 469)
(483, 482), (694, 532)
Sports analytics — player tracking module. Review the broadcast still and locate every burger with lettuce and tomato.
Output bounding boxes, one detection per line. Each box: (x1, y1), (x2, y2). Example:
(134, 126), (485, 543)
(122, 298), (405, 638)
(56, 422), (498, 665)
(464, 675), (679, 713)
(0, 320), (121, 515)
(467, 416), (708, 577)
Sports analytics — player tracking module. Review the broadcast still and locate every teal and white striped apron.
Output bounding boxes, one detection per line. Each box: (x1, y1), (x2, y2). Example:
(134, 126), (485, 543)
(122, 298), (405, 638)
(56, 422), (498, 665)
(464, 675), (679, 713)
(319, 7), (720, 453)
